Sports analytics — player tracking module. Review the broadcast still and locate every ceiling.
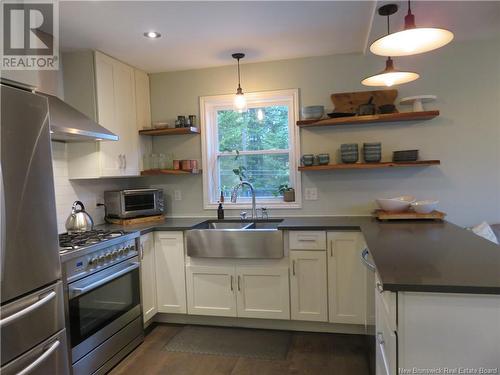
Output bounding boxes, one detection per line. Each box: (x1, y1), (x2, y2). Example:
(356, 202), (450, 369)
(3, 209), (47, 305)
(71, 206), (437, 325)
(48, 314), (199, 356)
(60, 1), (500, 73)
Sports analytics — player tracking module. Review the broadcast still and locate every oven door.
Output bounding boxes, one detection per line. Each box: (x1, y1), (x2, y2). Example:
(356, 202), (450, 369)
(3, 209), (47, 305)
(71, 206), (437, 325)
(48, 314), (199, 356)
(67, 258), (141, 363)
(121, 189), (159, 218)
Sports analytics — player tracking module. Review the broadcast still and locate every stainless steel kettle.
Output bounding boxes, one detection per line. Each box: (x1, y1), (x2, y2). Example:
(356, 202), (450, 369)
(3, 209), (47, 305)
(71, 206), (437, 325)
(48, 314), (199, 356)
(65, 201), (94, 232)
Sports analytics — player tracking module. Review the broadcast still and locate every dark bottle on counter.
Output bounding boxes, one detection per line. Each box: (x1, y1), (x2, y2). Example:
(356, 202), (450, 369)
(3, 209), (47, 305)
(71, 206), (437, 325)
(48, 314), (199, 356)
(217, 202), (224, 220)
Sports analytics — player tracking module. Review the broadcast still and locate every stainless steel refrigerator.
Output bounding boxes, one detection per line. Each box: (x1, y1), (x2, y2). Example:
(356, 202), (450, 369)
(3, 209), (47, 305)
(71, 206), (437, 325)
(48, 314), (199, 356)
(0, 83), (69, 374)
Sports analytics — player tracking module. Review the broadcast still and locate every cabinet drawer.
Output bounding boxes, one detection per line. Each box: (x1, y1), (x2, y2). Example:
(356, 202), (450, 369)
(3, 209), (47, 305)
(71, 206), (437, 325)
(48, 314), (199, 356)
(289, 231), (326, 250)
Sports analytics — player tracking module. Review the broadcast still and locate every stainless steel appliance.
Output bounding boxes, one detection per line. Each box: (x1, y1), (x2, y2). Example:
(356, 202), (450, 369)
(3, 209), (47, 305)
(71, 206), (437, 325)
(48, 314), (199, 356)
(60, 229), (143, 375)
(104, 189), (164, 219)
(1, 83), (70, 374)
(65, 201), (95, 233)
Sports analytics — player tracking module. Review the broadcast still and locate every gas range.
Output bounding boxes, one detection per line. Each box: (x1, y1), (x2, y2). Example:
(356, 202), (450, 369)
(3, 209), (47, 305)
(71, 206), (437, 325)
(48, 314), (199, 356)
(59, 229), (143, 374)
(59, 229), (140, 277)
(59, 229), (126, 252)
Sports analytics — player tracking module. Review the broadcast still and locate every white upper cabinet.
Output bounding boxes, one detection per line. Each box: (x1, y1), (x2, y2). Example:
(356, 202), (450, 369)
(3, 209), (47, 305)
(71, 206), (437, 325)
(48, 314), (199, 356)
(63, 50), (151, 178)
(290, 250), (328, 322)
(139, 233), (157, 323)
(134, 69), (151, 130)
(327, 231), (369, 325)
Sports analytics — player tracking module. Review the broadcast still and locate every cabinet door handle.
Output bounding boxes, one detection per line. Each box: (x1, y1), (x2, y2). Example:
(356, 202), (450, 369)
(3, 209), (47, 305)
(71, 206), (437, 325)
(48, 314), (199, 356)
(230, 275), (234, 292)
(123, 154), (127, 169)
(237, 275), (241, 291)
(330, 240), (334, 257)
(292, 260), (296, 276)
(140, 244), (145, 260)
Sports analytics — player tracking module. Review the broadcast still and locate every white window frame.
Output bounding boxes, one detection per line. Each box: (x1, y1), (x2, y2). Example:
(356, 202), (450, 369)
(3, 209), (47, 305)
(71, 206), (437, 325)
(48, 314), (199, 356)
(200, 89), (301, 210)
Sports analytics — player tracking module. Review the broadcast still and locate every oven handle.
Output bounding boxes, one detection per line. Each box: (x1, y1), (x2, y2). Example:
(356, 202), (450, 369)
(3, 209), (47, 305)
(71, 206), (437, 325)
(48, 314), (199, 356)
(69, 262), (140, 298)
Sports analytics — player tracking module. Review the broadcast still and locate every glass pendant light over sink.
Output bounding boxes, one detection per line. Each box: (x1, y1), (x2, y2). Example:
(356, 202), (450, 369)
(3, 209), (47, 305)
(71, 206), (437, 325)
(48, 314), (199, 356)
(362, 4), (419, 87)
(370, 0), (454, 57)
(232, 53), (247, 113)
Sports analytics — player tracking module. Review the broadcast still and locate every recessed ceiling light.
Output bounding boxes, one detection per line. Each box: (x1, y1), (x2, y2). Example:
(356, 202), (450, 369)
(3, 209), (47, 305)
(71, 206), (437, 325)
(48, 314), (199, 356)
(144, 31), (161, 39)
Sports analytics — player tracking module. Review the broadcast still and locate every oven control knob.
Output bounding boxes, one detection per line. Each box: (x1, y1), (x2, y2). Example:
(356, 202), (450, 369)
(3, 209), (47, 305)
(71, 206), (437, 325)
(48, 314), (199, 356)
(118, 248), (124, 256)
(88, 257), (97, 266)
(105, 252), (112, 260)
(124, 247), (130, 255)
(111, 251), (118, 259)
(98, 255), (105, 264)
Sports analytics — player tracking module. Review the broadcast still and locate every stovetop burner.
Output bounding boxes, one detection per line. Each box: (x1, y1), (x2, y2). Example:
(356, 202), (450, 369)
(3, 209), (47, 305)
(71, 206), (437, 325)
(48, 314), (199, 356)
(59, 230), (125, 251)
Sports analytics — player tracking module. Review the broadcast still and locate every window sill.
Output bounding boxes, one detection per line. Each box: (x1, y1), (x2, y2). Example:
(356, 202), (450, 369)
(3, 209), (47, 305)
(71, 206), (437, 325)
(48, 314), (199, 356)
(204, 202), (301, 210)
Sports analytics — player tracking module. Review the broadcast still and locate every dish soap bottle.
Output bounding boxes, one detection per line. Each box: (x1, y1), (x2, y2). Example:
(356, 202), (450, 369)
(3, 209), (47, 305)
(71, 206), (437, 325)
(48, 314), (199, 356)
(217, 202), (224, 220)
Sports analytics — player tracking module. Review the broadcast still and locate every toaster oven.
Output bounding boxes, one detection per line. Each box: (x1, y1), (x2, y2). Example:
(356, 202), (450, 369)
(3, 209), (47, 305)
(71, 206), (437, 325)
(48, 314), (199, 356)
(104, 189), (164, 219)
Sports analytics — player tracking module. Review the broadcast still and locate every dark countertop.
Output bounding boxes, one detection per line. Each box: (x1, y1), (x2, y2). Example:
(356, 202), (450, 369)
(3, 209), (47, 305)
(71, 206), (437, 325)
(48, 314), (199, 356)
(97, 216), (500, 295)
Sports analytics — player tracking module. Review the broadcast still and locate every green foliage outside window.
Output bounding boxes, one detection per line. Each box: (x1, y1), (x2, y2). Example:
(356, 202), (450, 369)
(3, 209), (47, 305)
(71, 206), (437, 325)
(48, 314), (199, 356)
(217, 107), (291, 198)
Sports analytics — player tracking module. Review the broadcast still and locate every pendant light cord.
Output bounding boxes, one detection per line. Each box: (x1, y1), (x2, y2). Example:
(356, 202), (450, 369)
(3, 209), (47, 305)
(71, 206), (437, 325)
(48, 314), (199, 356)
(237, 58), (241, 89)
(407, 0), (411, 15)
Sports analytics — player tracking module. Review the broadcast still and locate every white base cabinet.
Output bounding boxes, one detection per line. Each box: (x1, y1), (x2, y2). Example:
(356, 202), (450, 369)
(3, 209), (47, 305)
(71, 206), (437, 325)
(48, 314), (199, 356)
(139, 233), (157, 323)
(327, 232), (369, 325)
(185, 265), (237, 317)
(237, 265), (290, 320)
(155, 232), (187, 314)
(186, 261), (290, 320)
(289, 251), (328, 322)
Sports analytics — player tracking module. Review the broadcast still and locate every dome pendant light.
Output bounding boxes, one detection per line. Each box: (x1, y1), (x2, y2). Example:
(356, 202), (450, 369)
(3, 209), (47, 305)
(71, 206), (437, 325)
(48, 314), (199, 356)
(232, 53), (247, 113)
(370, 0), (454, 57)
(362, 4), (419, 87)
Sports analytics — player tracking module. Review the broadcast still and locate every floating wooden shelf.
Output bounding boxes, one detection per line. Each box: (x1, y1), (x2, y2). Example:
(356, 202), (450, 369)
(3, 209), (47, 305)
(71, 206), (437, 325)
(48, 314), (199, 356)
(140, 169), (201, 176)
(298, 160), (440, 171)
(296, 111), (439, 128)
(138, 126), (200, 136)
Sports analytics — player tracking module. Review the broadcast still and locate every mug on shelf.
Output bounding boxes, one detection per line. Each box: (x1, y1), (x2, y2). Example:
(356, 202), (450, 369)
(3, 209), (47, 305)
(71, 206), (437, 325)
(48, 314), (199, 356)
(301, 154), (314, 166)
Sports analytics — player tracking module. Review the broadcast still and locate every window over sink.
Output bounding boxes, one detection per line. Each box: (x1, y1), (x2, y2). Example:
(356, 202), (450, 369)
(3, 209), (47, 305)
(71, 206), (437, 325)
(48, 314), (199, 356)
(200, 89), (301, 209)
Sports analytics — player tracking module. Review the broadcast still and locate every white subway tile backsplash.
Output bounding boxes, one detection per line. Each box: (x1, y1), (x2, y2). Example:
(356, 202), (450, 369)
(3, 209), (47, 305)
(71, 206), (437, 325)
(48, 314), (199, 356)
(51, 142), (136, 233)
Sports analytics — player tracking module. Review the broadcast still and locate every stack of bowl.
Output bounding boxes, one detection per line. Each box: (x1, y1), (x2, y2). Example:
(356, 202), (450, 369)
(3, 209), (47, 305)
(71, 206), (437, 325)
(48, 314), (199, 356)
(363, 142), (382, 163)
(340, 144), (359, 163)
(301, 106), (324, 120)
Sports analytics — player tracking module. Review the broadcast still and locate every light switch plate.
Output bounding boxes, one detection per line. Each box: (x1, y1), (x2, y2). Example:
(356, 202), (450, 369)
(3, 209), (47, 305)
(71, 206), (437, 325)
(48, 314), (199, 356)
(174, 190), (182, 201)
(305, 188), (318, 200)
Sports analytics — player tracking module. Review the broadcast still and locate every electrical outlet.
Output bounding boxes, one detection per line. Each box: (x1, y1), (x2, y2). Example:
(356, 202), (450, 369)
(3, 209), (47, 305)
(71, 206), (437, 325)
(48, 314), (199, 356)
(174, 190), (182, 201)
(305, 188), (318, 201)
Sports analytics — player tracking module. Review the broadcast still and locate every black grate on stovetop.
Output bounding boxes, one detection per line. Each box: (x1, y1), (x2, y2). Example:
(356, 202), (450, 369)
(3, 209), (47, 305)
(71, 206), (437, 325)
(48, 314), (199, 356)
(59, 230), (125, 250)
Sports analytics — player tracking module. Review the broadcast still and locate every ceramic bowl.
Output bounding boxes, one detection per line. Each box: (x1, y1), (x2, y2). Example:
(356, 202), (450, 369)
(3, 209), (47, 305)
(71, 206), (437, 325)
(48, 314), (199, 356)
(376, 195), (416, 212)
(411, 200), (439, 214)
(302, 106), (324, 120)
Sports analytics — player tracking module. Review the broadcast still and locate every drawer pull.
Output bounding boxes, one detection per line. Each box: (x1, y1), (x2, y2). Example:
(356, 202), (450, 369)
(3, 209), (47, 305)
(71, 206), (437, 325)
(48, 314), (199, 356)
(0, 291), (56, 328)
(361, 248), (375, 271)
(292, 260), (296, 276)
(17, 339), (60, 375)
(230, 275), (234, 292)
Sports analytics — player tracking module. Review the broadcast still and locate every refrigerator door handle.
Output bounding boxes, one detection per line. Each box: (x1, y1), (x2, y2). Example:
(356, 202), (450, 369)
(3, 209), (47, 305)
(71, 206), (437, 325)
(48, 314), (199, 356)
(0, 164), (5, 282)
(16, 339), (60, 375)
(0, 291), (56, 328)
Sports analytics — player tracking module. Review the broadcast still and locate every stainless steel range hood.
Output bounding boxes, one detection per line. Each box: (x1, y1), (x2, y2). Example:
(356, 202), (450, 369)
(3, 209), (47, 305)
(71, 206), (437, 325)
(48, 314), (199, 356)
(40, 93), (118, 142)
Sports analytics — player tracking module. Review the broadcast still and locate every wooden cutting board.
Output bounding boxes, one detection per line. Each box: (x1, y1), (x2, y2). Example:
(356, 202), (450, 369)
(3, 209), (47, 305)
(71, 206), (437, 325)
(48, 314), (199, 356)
(331, 90), (398, 113)
(105, 215), (165, 226)
(374, 210), (446, 221)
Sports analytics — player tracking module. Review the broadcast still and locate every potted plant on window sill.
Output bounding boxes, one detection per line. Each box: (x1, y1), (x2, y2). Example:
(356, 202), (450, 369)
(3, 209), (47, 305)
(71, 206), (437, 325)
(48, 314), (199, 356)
(276, 184), (295, 202)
